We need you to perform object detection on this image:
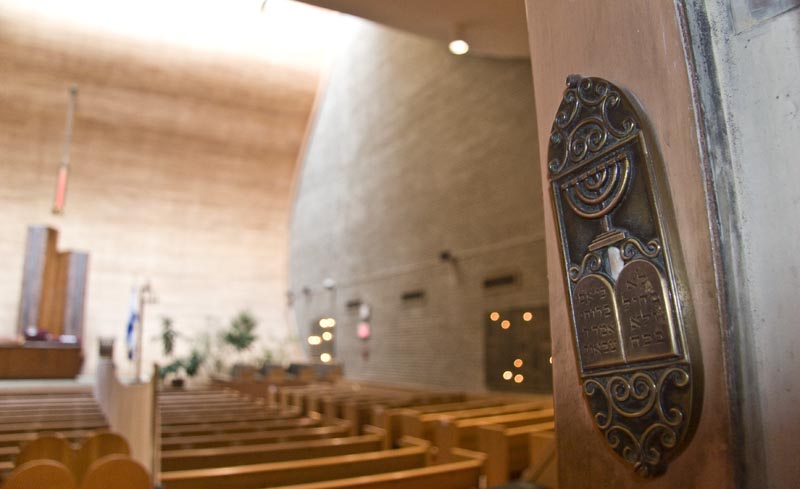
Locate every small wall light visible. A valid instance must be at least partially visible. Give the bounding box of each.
[448,39,469,55]
[448,24,469,55]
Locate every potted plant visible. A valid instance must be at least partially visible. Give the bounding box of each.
[159,359,185,388]
[183,348,205,379]
[223,311,258,377]
[154,317,185,388]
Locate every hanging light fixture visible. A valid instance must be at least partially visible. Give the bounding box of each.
[52,85,79,215]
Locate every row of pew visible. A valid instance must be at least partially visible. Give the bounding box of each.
[157,380,558,488]
[0,391,109,476]
[0,390,150,488]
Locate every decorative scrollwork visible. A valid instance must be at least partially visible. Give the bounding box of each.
[602,92,636,138]
[548,76,639,177]
[582,365,691,477]
[568,252,602,282]
[620,237,662,260]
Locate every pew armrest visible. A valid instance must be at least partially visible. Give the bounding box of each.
[361,425,389,450]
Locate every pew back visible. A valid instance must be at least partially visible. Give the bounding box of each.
[160,443,430,489]
[3,459,76,489]
[477,421,555,485]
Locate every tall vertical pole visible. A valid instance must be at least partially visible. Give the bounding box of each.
[135,282,151,382]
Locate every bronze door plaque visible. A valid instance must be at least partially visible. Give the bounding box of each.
[547,75,700,477]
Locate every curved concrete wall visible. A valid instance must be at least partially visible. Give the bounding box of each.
[289,21,545,391]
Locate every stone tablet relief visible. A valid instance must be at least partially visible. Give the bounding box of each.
[573,274,624,369]
[616,259,679,362]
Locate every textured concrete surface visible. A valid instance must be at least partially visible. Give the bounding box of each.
[289,21,546,391]
[699,2,800,487]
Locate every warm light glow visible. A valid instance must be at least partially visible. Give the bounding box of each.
[448,39,469,55]
[320,353,332,363]
[513,358,523,368]
[502,370,513,380]
[523,312,533,321]
[319,318,336,328]
[549,356,553,365]
[501,320,511,329]
[307,335,321,346]
[322,331,333,341]
[514,374,524,384]
[489,312,500,321]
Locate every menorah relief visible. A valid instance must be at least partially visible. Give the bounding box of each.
[547,75,700,477]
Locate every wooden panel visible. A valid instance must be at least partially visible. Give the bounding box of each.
[0,344,82,379]
[525,1,736,487]
[63,252,88,338]
[16,227,56,334]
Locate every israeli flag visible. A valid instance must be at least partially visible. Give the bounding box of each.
[126,289,138,360]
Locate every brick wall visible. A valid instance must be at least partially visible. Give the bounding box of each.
[289,22,547,391]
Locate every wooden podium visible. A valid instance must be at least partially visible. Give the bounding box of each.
[9,226,88,379]
[0,342,83,379]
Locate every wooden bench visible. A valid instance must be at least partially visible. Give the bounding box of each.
[0,428,100,448]
[397,401,550,442]
[161,423,353,451]
[3,459,76,489]
[160,438,431,489]
[1,431,134,487]
[161,427,388,471]
[213,378,309,406]
[268,447,486,489]
[328,392,469,435]
[372,398,505,445]
[160,416,320,438]
[161,410,300,427]
[522,431,557,488]
[433,408,555,461]
[0,418,109,435]
[0,411,105,425]
[82,454,150,489]
[477,421,555,485]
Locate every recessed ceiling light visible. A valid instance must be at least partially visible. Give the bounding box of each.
[448,39,469,55]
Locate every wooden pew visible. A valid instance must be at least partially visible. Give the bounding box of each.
[0,445,19,462]
[1,431,136,487]
[397,401,550,442]
[82,454,150,489]
[160,399,288,412]
[14,434,75,472]
[0,428,100,448]
[522,431,558,489]
[160,439,430,489]
[161,410,300,427]
[75,432,130,484]
[3,459,76,489]
[160,416,320,438]
[161,423,353,451]
[328,392,468,435]
[0,411,105,425]
[433,408,555,461]
[268,447,486,489]
[161,427,387,471]
[477,421,555,485]
[0,418,108,434]
[213,377,309,406]
[372,398,504,445]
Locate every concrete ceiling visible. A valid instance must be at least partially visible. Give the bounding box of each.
[294,0,531,59]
